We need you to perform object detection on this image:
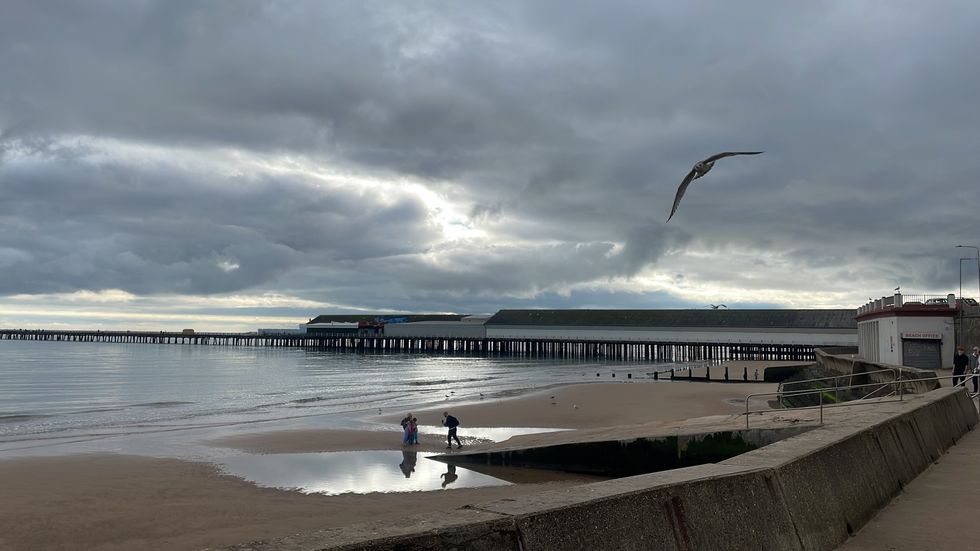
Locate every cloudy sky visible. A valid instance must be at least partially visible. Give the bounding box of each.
[2,1,979,331]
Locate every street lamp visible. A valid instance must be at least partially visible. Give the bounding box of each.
[955,245,980,300]
[961,258,973,299]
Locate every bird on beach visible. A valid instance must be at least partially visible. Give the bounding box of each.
[708,304,727,309]
[667,151,764,222]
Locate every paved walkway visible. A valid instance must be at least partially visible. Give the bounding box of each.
[839,424,980,551]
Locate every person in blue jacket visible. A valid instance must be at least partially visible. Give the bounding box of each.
[442,411,462,449]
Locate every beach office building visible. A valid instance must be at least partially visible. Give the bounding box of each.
[856,293,957,369]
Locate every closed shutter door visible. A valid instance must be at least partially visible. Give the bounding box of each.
[901,339,942,369]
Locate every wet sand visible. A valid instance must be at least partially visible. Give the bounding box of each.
[0,453,590,551]
[0,367,780,550]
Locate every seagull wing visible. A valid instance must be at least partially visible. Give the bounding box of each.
[703,151,764,163]
[667,167,698,222]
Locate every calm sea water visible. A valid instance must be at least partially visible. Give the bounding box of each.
[0,339,675,460]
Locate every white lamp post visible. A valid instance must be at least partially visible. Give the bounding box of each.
[961,258,973,299]
[955,245,980,301]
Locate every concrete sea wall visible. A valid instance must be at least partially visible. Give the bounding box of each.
[221,387,977,551]
[442,426,815,478]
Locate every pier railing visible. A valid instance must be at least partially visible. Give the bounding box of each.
[0,328,819,362]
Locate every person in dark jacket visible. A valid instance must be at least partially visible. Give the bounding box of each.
[442,411,462,449]
[953,347,970,387]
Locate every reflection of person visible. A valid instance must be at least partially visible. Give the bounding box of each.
[442,411,462,449]
[440,464,458,488]
[953,347,969,387]
[399,450,417,478]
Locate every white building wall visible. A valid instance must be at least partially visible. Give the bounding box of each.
[858,319,888,365]
[485,325,856,346]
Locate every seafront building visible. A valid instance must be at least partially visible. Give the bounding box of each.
[856,292,980,369]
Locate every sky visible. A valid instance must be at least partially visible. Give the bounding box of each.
[2,1,980,331]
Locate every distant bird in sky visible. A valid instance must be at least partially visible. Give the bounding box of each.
[708,304,727,309]
[667,151,764,222]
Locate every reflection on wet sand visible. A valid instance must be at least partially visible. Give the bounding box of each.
[399,450,417,478]
[440,464,458,488]
[219,449,602,495]
[220,450,510,495]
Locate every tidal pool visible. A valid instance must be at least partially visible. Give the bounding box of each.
[219,450,509,495]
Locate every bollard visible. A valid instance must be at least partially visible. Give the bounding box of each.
[627,373,632,379]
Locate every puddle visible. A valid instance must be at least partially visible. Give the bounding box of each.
[219,450,511,495]
[414,425,567,443]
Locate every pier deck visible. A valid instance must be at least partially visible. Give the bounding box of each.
[0,329,818,362]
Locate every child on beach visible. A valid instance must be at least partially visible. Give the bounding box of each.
[409,417,419,445]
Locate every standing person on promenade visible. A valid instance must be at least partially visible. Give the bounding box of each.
[442,411,462,449]
[971,347,980,393]
[953,347,969,388]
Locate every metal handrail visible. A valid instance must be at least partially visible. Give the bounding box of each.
[859,382,894,400]
[777,367,901,393]
[744,373,976,429]
[777,367,902,408]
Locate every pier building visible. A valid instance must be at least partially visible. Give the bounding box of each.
[483,309,856,347]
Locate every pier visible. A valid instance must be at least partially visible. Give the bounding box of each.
[0,329,816,362]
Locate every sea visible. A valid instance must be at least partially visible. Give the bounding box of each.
[0,339,687,493]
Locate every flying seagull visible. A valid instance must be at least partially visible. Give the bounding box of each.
[708,304,727,309]
[667,151,764,222]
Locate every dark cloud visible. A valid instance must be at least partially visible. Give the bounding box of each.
[3,0,980,325]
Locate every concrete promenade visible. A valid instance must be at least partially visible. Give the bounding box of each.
[839,424,980,551]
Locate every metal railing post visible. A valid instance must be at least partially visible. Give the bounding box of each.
[898,368,904,401]
[819,391,824,425]
[746,397,750,429]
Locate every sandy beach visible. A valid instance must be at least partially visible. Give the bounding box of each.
[0,366,779,550]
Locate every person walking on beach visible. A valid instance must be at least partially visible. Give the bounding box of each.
[442,411,462,449]
[953,347,969,388]
[400,412,413,445]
